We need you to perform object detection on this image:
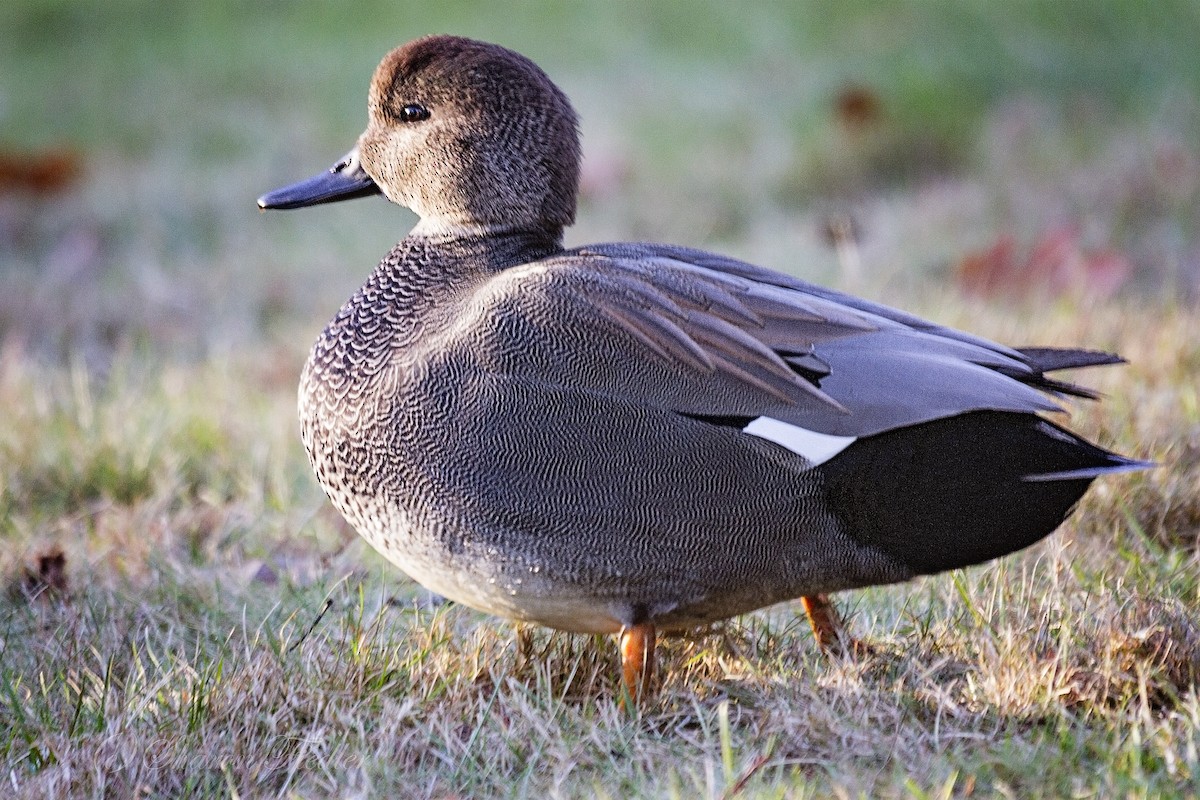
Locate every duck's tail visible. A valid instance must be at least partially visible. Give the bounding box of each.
[820,410,1150,576]
[1007,346,1125,399]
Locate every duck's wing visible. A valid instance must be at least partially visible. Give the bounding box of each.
[595,243,1127,394]
[459,244,1104,439]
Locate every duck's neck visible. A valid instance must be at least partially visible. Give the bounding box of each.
[342,225,564,346]
[394,224,565,277]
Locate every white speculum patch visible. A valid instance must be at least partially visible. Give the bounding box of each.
[742,417,857,466]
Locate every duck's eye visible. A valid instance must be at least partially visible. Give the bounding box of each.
[398,103,431,123]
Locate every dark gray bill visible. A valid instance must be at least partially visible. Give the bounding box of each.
[257,149,381,210]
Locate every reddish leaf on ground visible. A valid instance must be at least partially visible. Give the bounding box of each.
[955,226,1132,300]
[0,147,83,194]
[834,84,883,130]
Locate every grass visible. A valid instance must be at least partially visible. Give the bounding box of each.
[1,1,1198,797]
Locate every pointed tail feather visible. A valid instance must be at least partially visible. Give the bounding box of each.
[1002,347,1127,399]
[1016,347,1125,372]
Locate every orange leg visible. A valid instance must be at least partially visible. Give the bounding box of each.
[619,622,657,707]
[801,594,853,656]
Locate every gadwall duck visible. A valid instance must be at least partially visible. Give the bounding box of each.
[259,35,1147,702]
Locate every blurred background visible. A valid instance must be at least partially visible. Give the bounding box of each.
[2,0,1198,372]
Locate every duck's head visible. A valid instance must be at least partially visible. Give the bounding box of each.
[258,35,581,238]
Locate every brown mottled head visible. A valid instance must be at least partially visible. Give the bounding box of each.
[357,35,581,236]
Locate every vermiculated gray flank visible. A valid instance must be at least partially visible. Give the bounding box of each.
[260,35,1147,638]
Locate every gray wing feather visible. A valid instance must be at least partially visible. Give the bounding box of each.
[593,301,714,372]
[587,243,1030,362]
[786,338,1063,435]
[460,244,1087,438]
